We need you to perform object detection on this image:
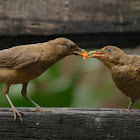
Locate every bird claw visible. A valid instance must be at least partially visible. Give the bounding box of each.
[121,109,135,112]
[31,107,53,113]
[9,108,24,122]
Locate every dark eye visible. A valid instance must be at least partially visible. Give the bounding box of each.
[106,48,111,52]
[70,45,76,50]
[67,42,76,50]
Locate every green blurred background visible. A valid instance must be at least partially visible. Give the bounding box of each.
[0,48,139,109]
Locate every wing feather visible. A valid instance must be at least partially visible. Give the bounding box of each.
[0,45,41,69]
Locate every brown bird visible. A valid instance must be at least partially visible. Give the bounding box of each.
[89,46,140,111]
[0,37,87,122]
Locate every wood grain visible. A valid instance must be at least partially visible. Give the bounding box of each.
[0,0,139,35]
[0,108,140,139]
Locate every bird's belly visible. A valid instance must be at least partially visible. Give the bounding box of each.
[0,68,45,84]
[112,71,140,100]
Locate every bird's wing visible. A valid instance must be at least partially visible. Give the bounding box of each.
[12,52,40,69]
[0,46,41,69]
[131,55,140,75]
[137,68,140,74]
[135,63,140,75]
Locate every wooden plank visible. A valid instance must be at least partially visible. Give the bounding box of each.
[0,108,140,139]
[0,0,139,35]
[118,0,140,32]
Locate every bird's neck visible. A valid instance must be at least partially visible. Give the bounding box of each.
[101,54,129,70]
[41,43,69,69]
[119,54,131,65]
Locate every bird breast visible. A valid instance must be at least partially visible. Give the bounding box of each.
[111,65,140,99]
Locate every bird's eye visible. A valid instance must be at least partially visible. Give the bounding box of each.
[70,45,76,50]
[66,42,75,50]
[106,48,111,52]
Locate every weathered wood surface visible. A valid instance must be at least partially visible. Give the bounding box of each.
[0,0,140,35]
[0,108,140,140]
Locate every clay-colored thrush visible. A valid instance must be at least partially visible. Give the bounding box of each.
[89,46,140,111]
[0,37,87,122]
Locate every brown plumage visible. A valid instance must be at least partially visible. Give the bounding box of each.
[0,37,87,122]
[89,46,140,110]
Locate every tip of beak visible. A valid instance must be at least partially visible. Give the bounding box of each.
[88,51,97,57]
[88,51,105,58]
[81,49,87,53]
[88,51,96,55]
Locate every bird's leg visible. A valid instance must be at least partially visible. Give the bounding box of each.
[127,98,135,110]
[21,82,53,113]
[122,98,135,112]
[3,84,24,122]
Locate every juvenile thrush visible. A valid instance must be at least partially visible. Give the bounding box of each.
[89,46,140,111]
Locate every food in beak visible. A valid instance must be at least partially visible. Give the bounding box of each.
[79,51,89,60]
[73,49,88,60]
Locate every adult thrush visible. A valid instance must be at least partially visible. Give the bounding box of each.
[0,37,87,122]
[89,46,140,111]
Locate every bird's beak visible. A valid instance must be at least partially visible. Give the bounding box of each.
[88,51,105,58]
[73,49,88,60]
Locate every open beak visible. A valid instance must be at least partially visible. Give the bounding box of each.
[88,51,105,58]
[73,49,88,60]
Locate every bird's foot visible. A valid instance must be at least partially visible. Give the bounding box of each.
[9,108,24,122]
[121,109,135,112]
[31,107,53,113]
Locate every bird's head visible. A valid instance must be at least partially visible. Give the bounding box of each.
[89,46,127,68]
[50,38,88,59]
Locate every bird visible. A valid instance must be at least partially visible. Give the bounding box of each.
[89,46,140,111]
[0,37,88,122]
